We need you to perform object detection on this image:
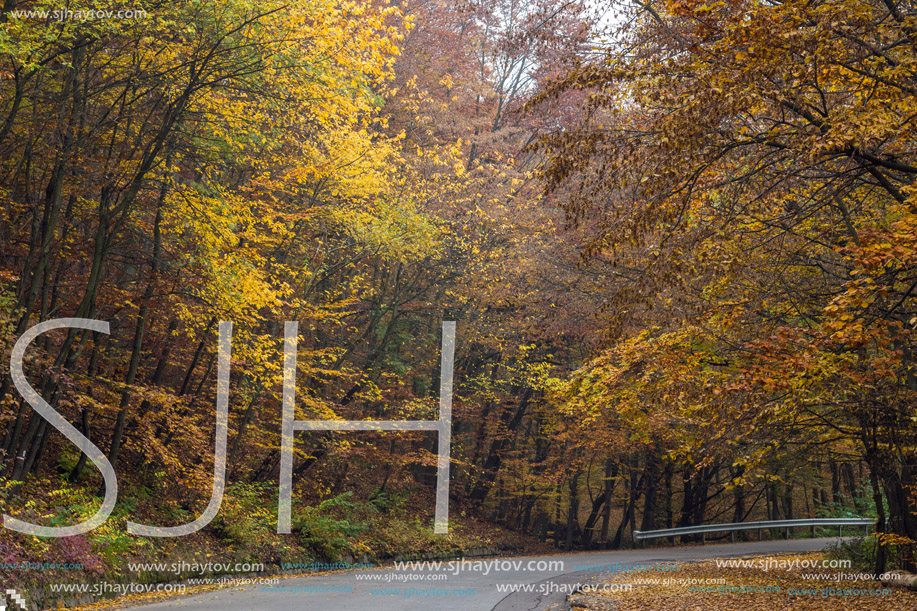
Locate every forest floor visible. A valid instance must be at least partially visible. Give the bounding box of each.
[4,477,554,610]
[584,553,917,610]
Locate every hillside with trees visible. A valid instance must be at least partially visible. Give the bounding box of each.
[0,0,915,600]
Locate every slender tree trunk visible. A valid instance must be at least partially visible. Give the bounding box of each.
[831,460,842,506]
[731,465,746,540]
[468,388,534,502]
[871,467,888,574]
[843,463,863,512]
[599,459,617,546]
[1,399,27,469]
[613,456,640,548]
[640,450,659,532]
[70,330,104,480]
[109,186,165,466]
[565,472,579,551]
[664,462,673,530]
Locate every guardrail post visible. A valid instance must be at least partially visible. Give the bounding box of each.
[701,532,705,545]
[838,525,843,537]
[730,531,735,543]
[757,528,762,541]
[784,527,789,540]
[810,525,816,538]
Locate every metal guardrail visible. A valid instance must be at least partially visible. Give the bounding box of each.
[633,517,874,544]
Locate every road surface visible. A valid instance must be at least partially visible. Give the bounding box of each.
[124,538,840,611]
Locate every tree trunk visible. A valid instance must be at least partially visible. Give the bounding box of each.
[468,388,534,502]
[871,467,888,575]
[640,450,660,532]
[109,181,166,467]
[599,459,617,546]
[565,473,579,551]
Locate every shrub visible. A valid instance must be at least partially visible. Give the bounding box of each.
[292,493,369,561]
[211,481,275,551]
[825,536,877,573]
[825,534,910,574]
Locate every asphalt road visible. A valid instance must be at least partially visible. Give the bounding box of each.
[125,538,841,611]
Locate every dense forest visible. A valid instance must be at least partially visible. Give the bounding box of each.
[1,0,916,591]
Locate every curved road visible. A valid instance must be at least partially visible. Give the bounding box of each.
[126,538,840,611]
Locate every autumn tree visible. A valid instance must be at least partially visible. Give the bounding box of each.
[537,0,917,566]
